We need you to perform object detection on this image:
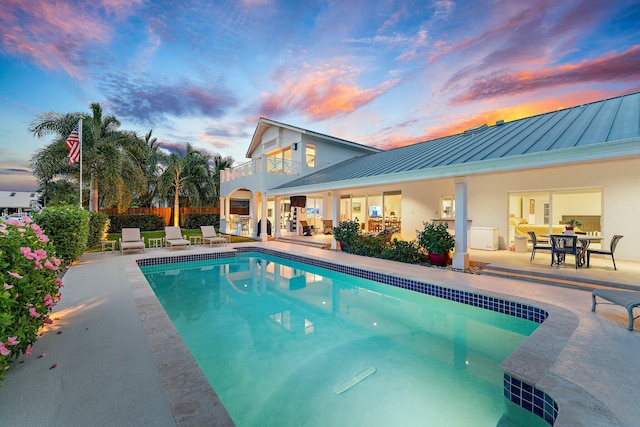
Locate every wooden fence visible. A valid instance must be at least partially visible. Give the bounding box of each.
[100,207,220,226]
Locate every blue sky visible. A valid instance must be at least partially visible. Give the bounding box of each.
[1,0,640,191]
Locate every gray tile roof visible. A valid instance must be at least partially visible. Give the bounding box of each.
[271,91,640,194]
[0,191,40,209]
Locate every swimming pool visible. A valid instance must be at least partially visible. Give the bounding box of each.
[139,250,551,426]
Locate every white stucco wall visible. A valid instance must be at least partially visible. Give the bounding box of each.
[385,157,639,260]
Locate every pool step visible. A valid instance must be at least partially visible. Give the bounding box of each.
[482,266,640,292]
[275,237,329,249]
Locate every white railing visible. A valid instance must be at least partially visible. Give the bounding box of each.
[266,157,301,175]
[221,158,301,183]
[221,160,253,183]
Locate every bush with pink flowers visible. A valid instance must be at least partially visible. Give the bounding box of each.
[0,216,63,382]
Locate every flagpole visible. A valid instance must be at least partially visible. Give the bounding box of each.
[79,118,83,209]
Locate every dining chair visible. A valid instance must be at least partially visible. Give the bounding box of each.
[527,231,551,262]
[550,235,581,269]
[587,235,623,270]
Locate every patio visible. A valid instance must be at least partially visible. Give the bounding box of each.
[0,240,638,426]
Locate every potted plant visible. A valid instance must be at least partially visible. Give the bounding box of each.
[332,220,361,252]
[417,221,456,266]
[564,219,582,234]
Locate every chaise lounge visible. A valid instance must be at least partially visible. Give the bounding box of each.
[201,225,229,246]
[591,288,640,330]
[300,220,314,236]
[119,228,146,254]
[164,226,191,250]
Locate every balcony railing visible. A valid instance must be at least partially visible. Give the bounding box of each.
[222,157,301,183]
[267,157,298,175]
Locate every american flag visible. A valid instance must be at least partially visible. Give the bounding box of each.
[65,123,80,165]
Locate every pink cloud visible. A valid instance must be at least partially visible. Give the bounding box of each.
[0,0,139,78]
[259,65,400,120]
[451,45,640,104]
[431,0,608,80]
[100,0,144,15]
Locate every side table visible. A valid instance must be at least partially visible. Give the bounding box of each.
[189,235,203,247]
[148,237,164,249]
[100,240,116,254]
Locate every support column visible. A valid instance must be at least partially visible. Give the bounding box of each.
[219,196,227,233]
[331,191,341,250]
[453,177,469,270]
[260,193,268,242]
[251,192,259,237]
[274,196,281,239]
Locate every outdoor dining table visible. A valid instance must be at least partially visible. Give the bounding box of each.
[542,234,604,268]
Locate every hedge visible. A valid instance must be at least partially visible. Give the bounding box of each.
[107,214,165,233]
[183,213,219,230]
[32,205,90,267]
[87,212,110,248]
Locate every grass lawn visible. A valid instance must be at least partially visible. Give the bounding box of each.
[86,229,254,253]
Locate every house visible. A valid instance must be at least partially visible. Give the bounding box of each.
[220,118,380,236]
[221,92,640,268]
[0,191,41,218]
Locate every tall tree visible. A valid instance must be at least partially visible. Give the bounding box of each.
[211,154,234,207]
[157,144,212,226]
[30,103,146,212]
[135,130,166,207]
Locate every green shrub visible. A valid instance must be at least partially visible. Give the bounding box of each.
[1,216,63,381]
[381,239,426,264]
[349,234,388,257]
[87,212,110,247]
[32,206,90,267]
[184,213,219,230]
[333,220,361,252]
[108,214,165,233]
[416,221,455,255]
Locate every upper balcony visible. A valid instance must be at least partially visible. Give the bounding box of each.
[221,156,302,184]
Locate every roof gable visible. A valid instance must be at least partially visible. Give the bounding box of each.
[245,117,380,158]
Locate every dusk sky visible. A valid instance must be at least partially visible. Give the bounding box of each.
[1,0,640,191]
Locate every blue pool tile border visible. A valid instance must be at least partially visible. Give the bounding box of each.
[136,251,237,266]
[135,246,556,426]
[504,374,558,425]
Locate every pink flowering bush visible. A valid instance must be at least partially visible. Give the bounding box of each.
[0,216,63,381]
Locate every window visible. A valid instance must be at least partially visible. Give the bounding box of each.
[440,195,454,218]
[306,143,316,168]
[267,147,293,174]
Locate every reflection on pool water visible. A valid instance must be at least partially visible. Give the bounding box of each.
[141,253,542,427]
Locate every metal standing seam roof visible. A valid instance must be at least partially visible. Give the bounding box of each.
[270,91,640,194]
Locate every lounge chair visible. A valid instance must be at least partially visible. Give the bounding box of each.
[164,226,191,250]
[300,220,314,236]
[591,288,640,330]
[201,226,228,246]
[119,228,146,254]
[587,235,623,270]
[322,220,333,234]
[527,231,551,262]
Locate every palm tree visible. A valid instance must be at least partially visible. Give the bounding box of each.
[30,103,146,212]
[158,143,212,226]
[135,130,166,207]
[211,154,234,207]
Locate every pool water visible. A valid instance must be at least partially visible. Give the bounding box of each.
[141,253,540,426]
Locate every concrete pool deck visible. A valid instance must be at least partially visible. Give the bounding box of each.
[1,241,638,426]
